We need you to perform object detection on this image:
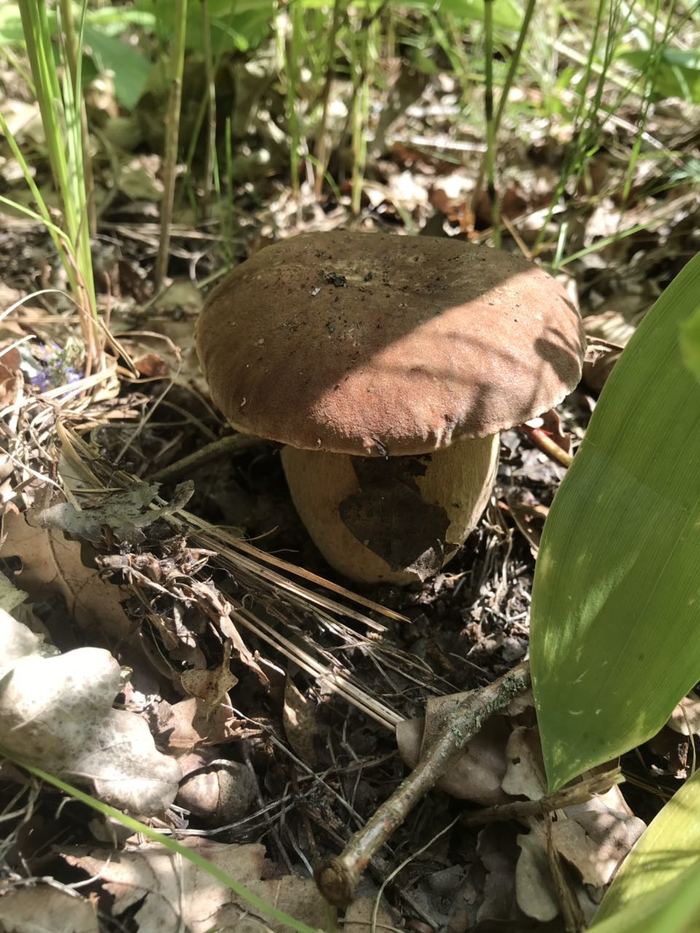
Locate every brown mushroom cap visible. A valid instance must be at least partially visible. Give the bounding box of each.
[196,231,585,456]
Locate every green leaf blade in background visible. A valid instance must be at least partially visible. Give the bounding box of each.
[590,769,700,932]
[83,26,151,109]
[530,254,700,791]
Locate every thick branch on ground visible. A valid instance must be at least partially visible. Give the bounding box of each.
[315,660,531,907]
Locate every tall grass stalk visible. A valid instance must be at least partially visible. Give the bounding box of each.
[620,0,678,206]
[473,0,536,206]
[17,0,100,369]
[350,9,374,215]
[482,0,499,245]
[313,0,344,198]
[155,0,188,289]
[285,1,303,199]
[201,0,217,215]
[58,0,96,237]
[535,0,632,263]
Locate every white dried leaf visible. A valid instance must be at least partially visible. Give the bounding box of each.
[501,726,547,800]
[0,885,98,933]
[667,694,700,736]
[0,608,54,676]
[0,615,180,815]
[67,840,331,933]
[515,830,559,922]
[0,570,25,613]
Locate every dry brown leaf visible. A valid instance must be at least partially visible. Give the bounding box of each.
[32,483,193,545]
[66,839,334,933]
[157,696,243,753]
[180,638,238,714]
[476,823,521,924]
[550,786,646,887]
[2,508,134,643]
[0,885,99,933]
[0,344,22,408]
[667,694,700,736]
[176,758,257,824]
[283,676,321,766]
[501,726,547,800]
[340,896,397,931]
[515,828,559,922]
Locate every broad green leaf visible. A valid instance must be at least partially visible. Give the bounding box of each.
[681,306,700,383]
[621,49,700,103]
[392,0,523,31]
[530,253,700,790]
[83,26,151,109]
[0,6,155,46]
[591,770,700,932]
[143,0,274,52]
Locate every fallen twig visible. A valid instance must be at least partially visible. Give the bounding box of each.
[315,660,531,906]
[519,424,574,468]
[149,433,265,482]
[461,767,623,826]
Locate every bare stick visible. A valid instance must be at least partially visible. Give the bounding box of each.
[149,434,265,483]
[519,424,574,468]
[315,661,531,906]
[461,768,623,826]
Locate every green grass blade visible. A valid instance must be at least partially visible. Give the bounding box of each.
[3,754,326,933]
[590,769,700,932]
[530,253,700,790]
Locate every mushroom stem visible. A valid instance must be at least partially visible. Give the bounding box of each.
[281,434,499,585]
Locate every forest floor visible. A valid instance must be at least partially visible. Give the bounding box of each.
[0,53,699,932]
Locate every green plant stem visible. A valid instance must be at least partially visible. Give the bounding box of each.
[155,0,188,289]
[18,0,99,369]
[201,0,217,215]
[350,9,372,215]
[313,0,344,198]
[535,0,635,264]
[473,0,536,205]
[285,0,303,199]
[482,0,499,245]
[620,0,666,206]
[58,0,96,237]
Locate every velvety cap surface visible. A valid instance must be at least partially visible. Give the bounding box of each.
[196,231,585,456]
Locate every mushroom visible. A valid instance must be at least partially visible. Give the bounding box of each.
[196,231,584,585]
